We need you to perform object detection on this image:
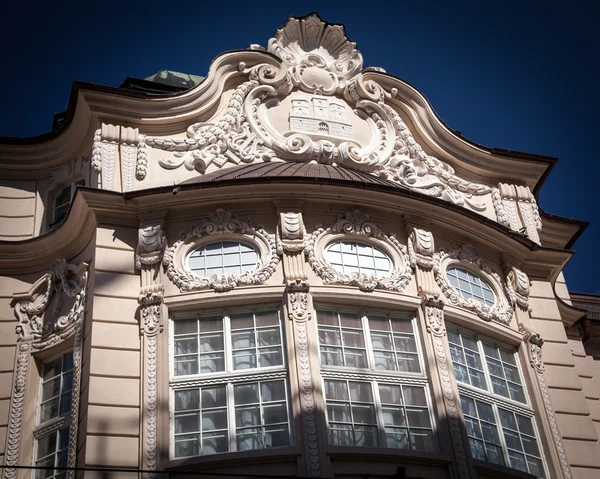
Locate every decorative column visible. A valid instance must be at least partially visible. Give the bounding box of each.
[7,260,88,479]
[507,267,572,479]
[91,124,120,191]
[120,127,140,193]
[492,184,541,244]
[135,219,166,478]
[278,212,326,478]
[408,228,474,478]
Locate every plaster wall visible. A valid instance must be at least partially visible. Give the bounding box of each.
[0,180,36,241]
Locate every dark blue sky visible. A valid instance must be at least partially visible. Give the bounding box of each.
[1,1,597,293]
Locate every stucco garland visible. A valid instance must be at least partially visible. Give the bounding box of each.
[433,244,513,324]
[305,210,411,292]
[163,209,280,292]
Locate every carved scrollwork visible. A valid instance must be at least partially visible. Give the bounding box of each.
[433,245,513,324]
[408,227,435,269]
[15,260,89,348]
[506,266,532,312]
[163,209,280,292]
[305,210,411,292]
[136,222,166,270]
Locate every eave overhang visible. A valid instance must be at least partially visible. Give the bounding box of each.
[0,177,574,280]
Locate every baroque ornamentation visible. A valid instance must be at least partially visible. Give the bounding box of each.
[15,260,88,348]
[284,279,320,476]
[121,144,136,192]
[506,266,532,312]
[493,183,542,244]
[140,14,503,221]
[138,292,162,477]
[3,343,30,479]
[408,227,435,269]
[136,222,166,270]
[277,212,306,254]
[420,297,472,478]
[433,244,513,324]
[518,324,571,479]
[305,210,411,292]
[6,262,89,479]
[163,209,280,292]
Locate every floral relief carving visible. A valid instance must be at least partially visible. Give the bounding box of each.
[163,209,280,293]
[518,324,571,479]
[433,244,513,324]
[6,261,89,479]
[305,210,411,292]
[135,14,520,225]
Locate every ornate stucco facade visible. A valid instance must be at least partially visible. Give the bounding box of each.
[0,14,597,479]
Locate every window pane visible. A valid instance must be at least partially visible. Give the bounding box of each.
[175,434,199,458]
[202,386,226,408]
[175,390,199,411]
[203,432,228,455]
[349,382,372,402]
[325,380,349,400]
[265,426,289,447]
[175,412,200,433]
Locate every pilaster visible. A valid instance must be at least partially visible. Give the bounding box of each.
[408,227,475,478]
[279,211,330,477]
[135,218,166,478]
[507,266,572,479]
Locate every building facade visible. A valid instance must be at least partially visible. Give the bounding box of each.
[0,13,598,479]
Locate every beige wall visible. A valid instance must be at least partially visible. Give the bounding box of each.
[86,225,141,471]
[0,180,36,241]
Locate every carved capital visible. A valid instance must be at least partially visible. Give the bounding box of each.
[136,221,166,270]
[286,280,311,322]
[518,323,544,372]
[421,294,445,337]
[506,266,531,312]
[139,292,163,336]
[408,227,435,269]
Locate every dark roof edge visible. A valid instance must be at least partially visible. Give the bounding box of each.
[538,209,589,250]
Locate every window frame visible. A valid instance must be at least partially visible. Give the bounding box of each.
[447,324,548,477]
[168,306,293,460]
[445,265,496,308]
[315,305,439,453]
[33,351,74,479]
[49,179,85,230]
[185,240,260,280]
[324,240,393,278]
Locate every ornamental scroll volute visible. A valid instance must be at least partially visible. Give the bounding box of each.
[7,259,89,479]
[143,14,514,220]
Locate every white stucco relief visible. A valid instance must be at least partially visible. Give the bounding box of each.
[7,260,89,479]
[89,14,542,243]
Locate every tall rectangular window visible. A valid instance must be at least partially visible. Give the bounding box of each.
[316,308,436,452]
[170,308,292,458]
[447,327,546,477]
[35,352,73,479]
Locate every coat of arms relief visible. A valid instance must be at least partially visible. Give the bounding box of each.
[92,14,541,242]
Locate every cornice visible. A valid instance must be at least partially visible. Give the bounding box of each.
[0,193,96,274]
[0,28,554,193]
[0,178,574,279]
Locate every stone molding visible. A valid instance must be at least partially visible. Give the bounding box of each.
[506,266,532,313]
[519,324,572,479]
[492,183,542,244]
[6,260,89,479]
[433,244,513,324]
[163,209,280,293]
[285,280,320,477]
[305,210,411,292]
[136,221,166,271]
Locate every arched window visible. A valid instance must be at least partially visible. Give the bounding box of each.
[446,266,495,307]
[188,241,259,278]
[325,241,392,277]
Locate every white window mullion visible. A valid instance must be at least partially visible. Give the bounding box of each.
[493,403,511,466]
[362,313,375,371]
[227,382,236,453]
[372,380,387,448]
[224,314,232,373]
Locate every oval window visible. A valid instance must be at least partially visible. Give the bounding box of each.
[325,241,392,277]
[446,266,495,307]
[188,241,259,277]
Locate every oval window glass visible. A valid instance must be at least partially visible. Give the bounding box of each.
[325,241,392,277]
[446,266,495,307]
[188,241,259,277]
